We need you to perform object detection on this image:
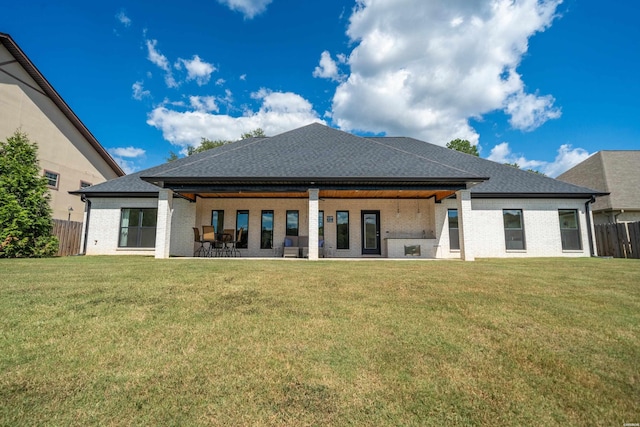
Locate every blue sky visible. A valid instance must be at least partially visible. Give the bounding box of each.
[2,0,639,176]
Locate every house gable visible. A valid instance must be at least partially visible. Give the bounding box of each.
[0,32,124,221]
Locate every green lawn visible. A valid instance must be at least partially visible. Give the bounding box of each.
[1,257,639,426]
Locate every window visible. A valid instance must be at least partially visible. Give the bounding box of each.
[80,181,92,188]
[318,210,324,238]
[261,210,274,249]
[559,209,582,250]
[503,209,525,250]
[211,210,224,234]
[448,209,460,250]
[337,211,349,249]
[236,210,249,249]
[44,170,59,189]
[119,208,157,248]
[286,210,299,236]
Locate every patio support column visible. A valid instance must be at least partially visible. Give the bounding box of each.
[456,189,475,261]
[308,188,319,260]
[155,189,173,259]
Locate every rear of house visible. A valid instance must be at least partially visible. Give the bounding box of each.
[75,124,602,260]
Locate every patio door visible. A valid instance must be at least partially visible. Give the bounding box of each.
[361,211,380,255]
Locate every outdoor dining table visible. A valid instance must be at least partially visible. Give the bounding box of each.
[221,233,239,257]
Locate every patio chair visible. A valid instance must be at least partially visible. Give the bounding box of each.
[192,227,208,257]
[202,225,220,257]
[283,235,299,257]
[283,235,309,258]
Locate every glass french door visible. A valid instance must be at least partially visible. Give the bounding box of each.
[361,211,380,255]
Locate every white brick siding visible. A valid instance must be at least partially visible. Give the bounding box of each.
[85,197,159,255]
[170,199,196,257]
[196,197,437,258]
[467,198,591,258]
[85,194,594,259]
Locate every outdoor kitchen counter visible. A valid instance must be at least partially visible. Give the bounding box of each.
[384,237,438,258]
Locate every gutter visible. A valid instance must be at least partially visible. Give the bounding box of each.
[585,196,596,257]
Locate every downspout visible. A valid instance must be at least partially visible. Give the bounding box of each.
[80,195,91,255]
[585,196,595,257]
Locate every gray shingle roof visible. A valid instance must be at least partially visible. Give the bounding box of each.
[77,123,602,198]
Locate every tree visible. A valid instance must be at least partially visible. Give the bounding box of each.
[0,131,58,257]
[446,138,479,156]
[166,137,229,162]
[504,162,546,176]
[166,129,266,162]
[240,128,266,139]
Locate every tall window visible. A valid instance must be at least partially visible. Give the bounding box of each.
[119,208,157,248]
[559,209,582,250]
[318,210,324,238]
[211,210,224,234]
[448,209,460,250]
[503,209,525,250]
[337,211,349,249]
[236,210,249,249]
[286,210,299,236]
[44,170,59,189]
[261,210,274,249]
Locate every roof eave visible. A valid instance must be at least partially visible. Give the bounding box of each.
[0,32,125,177]
[140,176,490,185]
[471,191,608,199]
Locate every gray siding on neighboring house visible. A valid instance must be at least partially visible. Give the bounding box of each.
[557,151,640,220]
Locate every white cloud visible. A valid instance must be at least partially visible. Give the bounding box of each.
[239,74,247,81]
[217,0,272,19]
[505,90,561,131]
[177,55,217,86]
[109,146,146,158]
[147,89,324,148]
[145,39,178,88]
[487,141,590,177]
[132,81,151,100]
[115,10,132,27]
[313,51,345,82]
[189,96,219,112]
[330,0,563,144]
[543,143,591,177]
[108,146,146,173]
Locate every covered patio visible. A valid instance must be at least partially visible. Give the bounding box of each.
[152,181,481,261]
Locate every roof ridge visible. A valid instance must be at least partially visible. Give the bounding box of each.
[363,136,483,177]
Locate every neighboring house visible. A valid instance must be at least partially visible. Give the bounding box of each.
[557,151,640,225]
[74,123,603,260]
[0,32,124,222]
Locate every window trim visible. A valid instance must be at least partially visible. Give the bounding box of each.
[286,210,299,237]
[336,210,350,250]
[559,209,582,251]
[118,208,158,248]
[318,210,324,239]
[261,210,274,249]
[211,210,225,234]
[236,210,249,249]
[44,170,60,190]
[503,209,526,251]
[448,209,460,251]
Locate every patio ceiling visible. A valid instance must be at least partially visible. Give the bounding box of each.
[175,188,457,202]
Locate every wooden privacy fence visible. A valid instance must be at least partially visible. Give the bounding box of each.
[594,221,640,259]
[52,219,83,257]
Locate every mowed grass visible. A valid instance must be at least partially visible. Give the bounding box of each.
[0,257,638,426]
